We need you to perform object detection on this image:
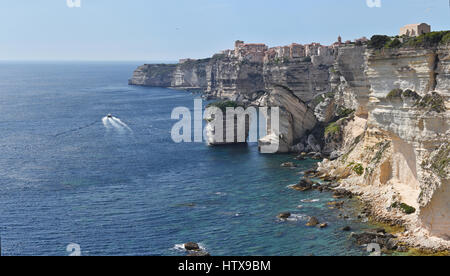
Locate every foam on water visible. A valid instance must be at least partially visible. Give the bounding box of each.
[173,243,207,252]
[301,199,320,203]
[102,116,133,133]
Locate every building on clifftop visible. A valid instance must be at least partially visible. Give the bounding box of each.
[399,23,431,37]
[234,40,268,63]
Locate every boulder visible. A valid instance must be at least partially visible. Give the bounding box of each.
[306,217,320,227]
[328,201,344,209]
[350,232,382,245]
[319,223,328,229]
[184,242,200,251]
[291,179,314,191]
[277,212,291,219]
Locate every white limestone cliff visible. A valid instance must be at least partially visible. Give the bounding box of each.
[317,45,450,250]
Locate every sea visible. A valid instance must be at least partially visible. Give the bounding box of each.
[0,62,374,256]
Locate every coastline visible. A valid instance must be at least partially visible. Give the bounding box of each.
[128,36,450,253]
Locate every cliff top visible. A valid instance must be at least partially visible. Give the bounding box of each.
[368,31,450,50]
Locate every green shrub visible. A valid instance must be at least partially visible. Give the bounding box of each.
[386,88,403,100]
[415,92,446,113]
[402,89,421,100]
[303,56,312,62]
[431,145,450,178]
[385,38,402,49]
[368,35,391,49]
[442,32,450,45]
[404,31,450,48]
[392,202,416,215]
[353,163,364,176]
[336,107,354,118]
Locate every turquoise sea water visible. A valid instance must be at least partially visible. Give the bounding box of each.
[0,62,372,256]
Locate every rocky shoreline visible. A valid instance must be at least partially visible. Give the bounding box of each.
[281,156,448,255]
[130,34,450,252]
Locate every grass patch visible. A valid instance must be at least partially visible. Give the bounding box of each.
[392,202,416,215]
[324,122,341,137]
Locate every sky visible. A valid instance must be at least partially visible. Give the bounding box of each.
[0,0,449,61]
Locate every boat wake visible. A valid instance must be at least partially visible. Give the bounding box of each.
[54,120,98,137]
[102,115,133,133]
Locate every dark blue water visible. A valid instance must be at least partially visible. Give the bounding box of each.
[0,62,371,256]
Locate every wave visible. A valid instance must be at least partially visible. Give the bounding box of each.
[277,213,309,222]
[301,199,320,203]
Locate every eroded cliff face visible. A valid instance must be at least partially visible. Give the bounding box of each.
[205,57,265,100]
[129,64,177,87]
[253,85,317,153]
[263,60,331,102]
[129,53,333,104]
[129,44,449,248]
[317,45,450,249]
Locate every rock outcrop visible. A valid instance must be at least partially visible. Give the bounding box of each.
[253,85,317,153]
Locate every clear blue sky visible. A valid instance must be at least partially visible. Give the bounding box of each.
[1,0,449,61]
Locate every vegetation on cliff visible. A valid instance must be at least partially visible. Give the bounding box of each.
[386,89,445,113]
[391,202,416,215]
[324,122,340,137]
[368,31,450,50]
[352,163,365,176]
[415,92,446,113]
[430,144,450,179]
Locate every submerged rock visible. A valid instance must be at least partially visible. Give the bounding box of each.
[342,226,352,232]
[281,162,296,168]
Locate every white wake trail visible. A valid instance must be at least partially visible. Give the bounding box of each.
[102,116,132,133]
[111,117,133,132]
[102,117,112,129]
